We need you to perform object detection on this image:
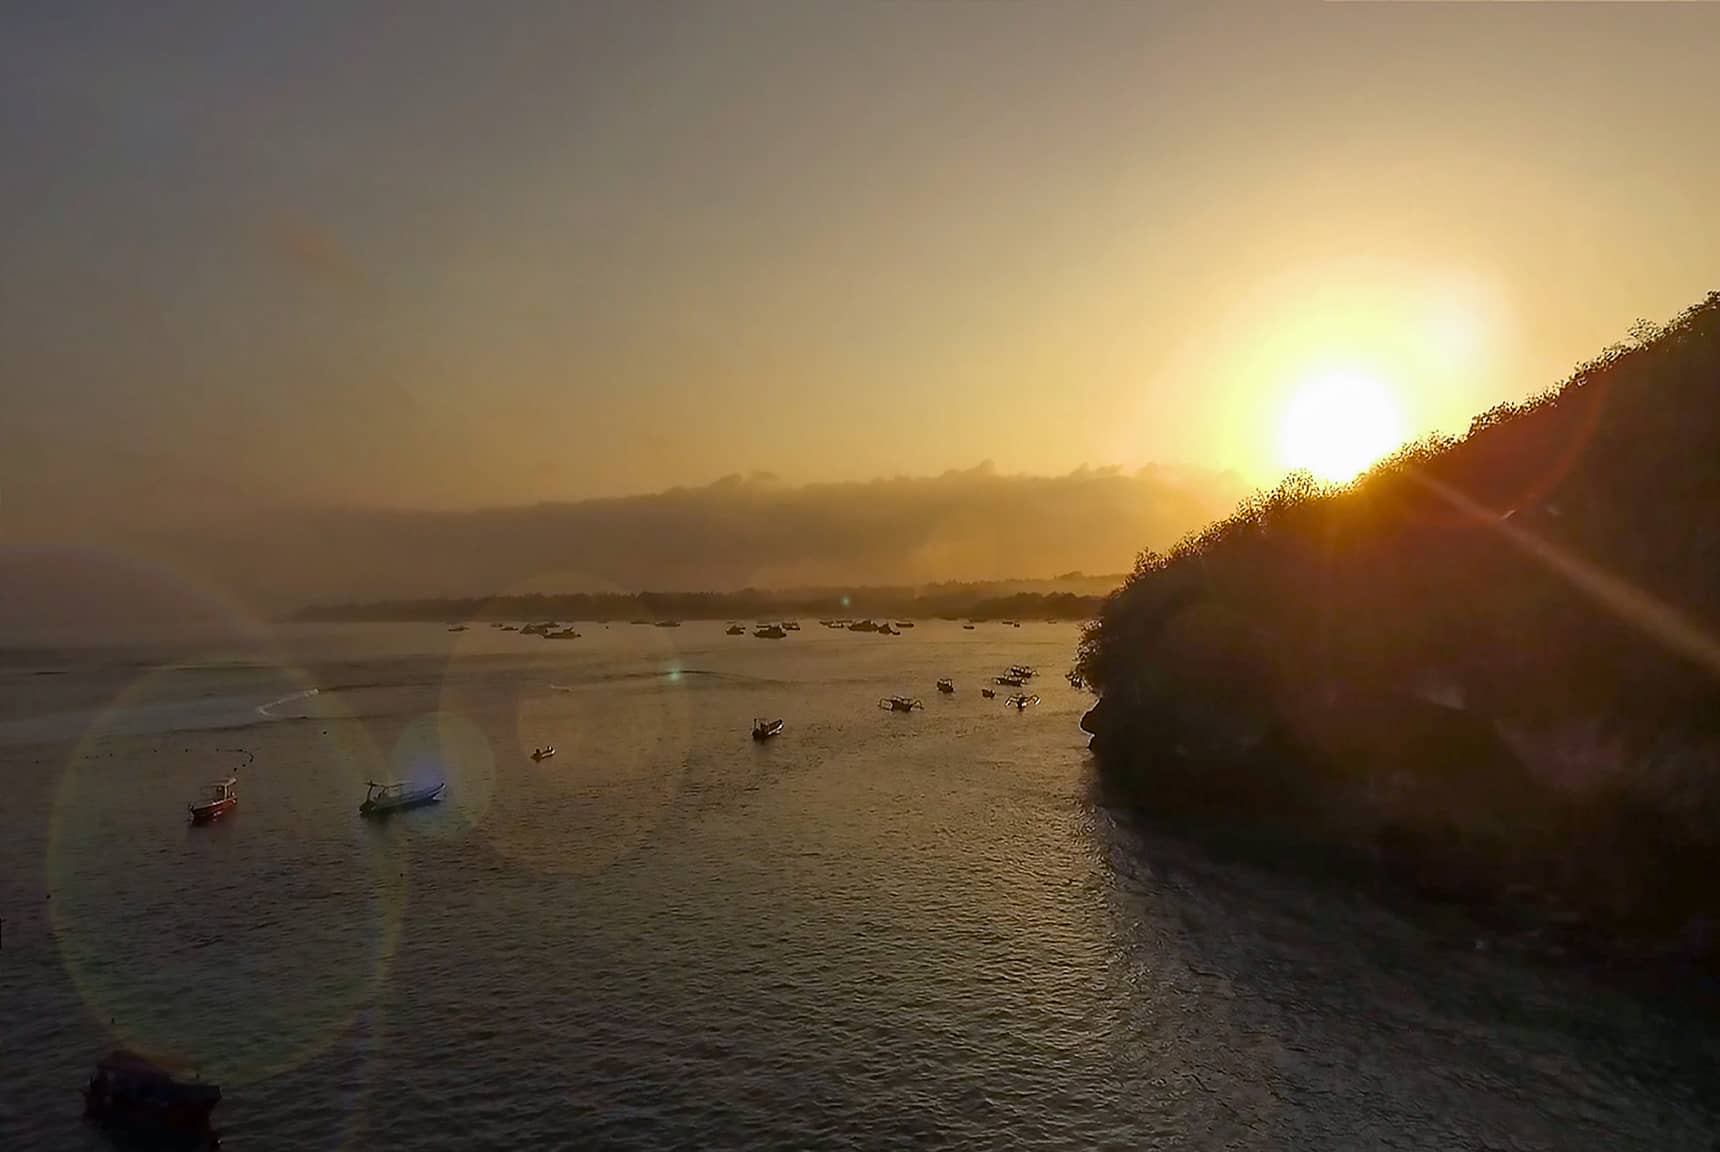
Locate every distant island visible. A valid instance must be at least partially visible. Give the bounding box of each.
[295,576,1120,625]
[1078,292,1720,968]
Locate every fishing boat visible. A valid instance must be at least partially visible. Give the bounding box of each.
[848,619,880,633]
[995,674,1026,687]
[752,717,784,741]
[1005,693,1040,711]
[878,695,923,712]
[754,624,788,639]
[782,621,801,631]
[84,1049,221,1148]
[531,746,556,761]
[544,628,580,639]
[981,688,996,699]
[359,779,446,818]
[962,623,976,630]
[187,777,237,825]
[936,678,955,694]
[726,624,746,635]
[1009,665,1037,679]
[895,620,915,629]
[447,624,467,632]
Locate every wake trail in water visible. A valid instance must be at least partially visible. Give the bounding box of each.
[257,687,319,718]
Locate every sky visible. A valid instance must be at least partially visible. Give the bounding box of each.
[3,1,1718,564]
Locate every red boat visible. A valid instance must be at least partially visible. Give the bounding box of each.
[85,1049,221,1147]
[188,777,237,825]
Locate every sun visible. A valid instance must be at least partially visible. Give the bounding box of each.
[1280,372,1404,482]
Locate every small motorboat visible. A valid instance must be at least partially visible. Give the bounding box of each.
[878,695,923,712]
[981,688,996,699]
[531,746,556,761]
[726,624,746,635]
[894,621,915,629]
[754,624,788,639]
[85,1049,221,1148]
[782,621,801,631]
[359,779,446,818]
[752,717,784,741]
[629,619,653,625]
[544,628,580,639]
[187,777,238,826]
[1005,693,1040,711]
[995,674,1026,687]
[936,678,955,694]
[962,623,976,630]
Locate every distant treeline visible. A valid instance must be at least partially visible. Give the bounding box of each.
[1079,292,1720,964]
[296,583,1111,624]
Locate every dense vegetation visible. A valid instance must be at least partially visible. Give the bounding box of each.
[298,582,1109,624]
[1078,293,1720,958]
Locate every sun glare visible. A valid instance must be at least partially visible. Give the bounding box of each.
[1280,372,1404,482]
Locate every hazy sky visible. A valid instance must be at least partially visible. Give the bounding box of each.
[4,0,1717,521]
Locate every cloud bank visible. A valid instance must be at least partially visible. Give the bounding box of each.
[2,463,1245,639]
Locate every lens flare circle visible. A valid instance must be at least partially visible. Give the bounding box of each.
[47,653,405,1087]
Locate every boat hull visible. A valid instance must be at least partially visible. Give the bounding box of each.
[188,797,236,825]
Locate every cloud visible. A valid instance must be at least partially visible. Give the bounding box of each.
[1,465,1245,637]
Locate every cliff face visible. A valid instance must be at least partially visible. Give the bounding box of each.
[1077,293,1720,950]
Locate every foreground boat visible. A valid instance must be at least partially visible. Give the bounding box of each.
[752,717,784,741]
[878,695,923,712]
[359,779,446,817]
[187,777,237,826]
[85,1049,221,1149]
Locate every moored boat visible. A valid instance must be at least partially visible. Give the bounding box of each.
[726,623,746,635]
[981,688,996,698]
[1008,664,1037,680]
[544,628,580,639]
[754,624,788,639]
[187,777,237,825]
[877,622,899,635]
[531,746,556,761]
[85,1049,221,1148]
[848,619,880,632]
[1005,693,1040,711]
[359,779,446,817]
[752,717,784,740]
[878,695,923,712]
[995,674,1026,687]
[936,678,955,694]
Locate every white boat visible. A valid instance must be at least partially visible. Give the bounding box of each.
[359,779,446,817]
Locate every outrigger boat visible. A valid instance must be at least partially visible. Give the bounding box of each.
[936,678,955,694]
[188,778,238,826]
[531,746,556,761]
[85,1049,221,1148]
[752,717,784,741]
[359,779,446,818]
[878,695,923,712]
